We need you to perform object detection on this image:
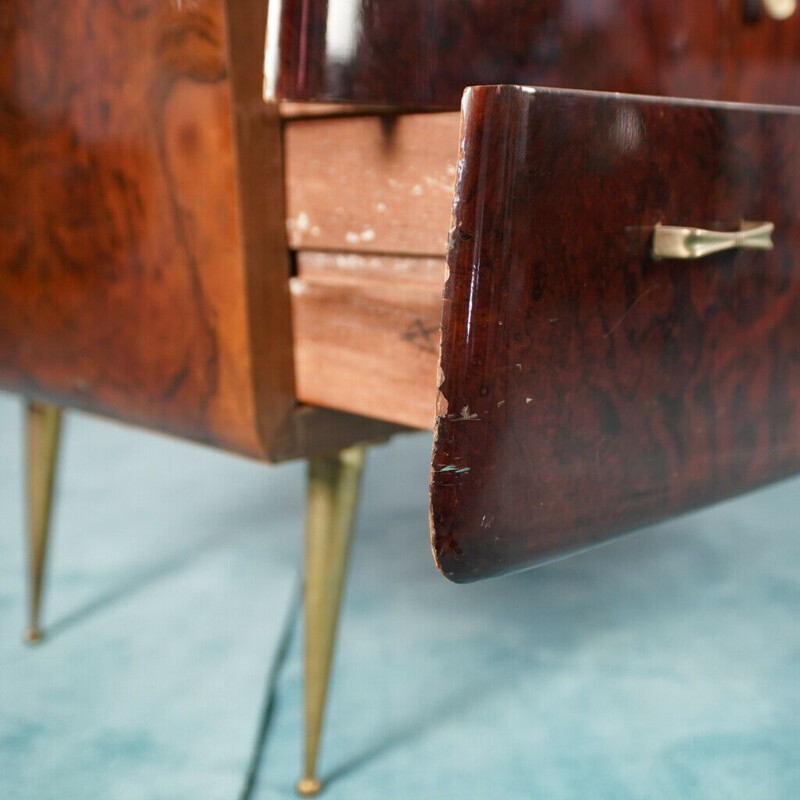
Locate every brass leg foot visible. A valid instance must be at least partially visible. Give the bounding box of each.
[296,445,366,796]
[296,777,322,797]
[24,401,62,645]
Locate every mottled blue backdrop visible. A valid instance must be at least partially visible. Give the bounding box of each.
[1,392,798,800]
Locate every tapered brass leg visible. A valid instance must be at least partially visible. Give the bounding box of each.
[296,445,367,797]
[24,401,62,645]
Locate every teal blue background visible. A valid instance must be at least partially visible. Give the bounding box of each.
[1,392,798,799]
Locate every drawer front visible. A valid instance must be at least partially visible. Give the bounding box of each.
[431,86,800,582]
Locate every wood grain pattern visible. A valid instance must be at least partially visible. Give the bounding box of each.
[291,252,442,429]
[284,113,459,256]
[0,0,288,455]
[0,0,402,459]
[272,0,727,108]
[432,86,800,582]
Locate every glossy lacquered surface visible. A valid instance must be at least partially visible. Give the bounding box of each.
[272,0,800,108]
[431,86,800,582]
[0,0,296,455]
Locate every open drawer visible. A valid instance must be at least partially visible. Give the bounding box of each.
[432,86,800,581]
[285,86,800,582]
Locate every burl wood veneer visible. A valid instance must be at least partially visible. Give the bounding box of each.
[431,86,800,581]
[0,0,399,459]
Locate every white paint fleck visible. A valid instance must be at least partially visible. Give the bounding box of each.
[376,202,386,212]
[460,405,479,421]
[345,229,376,244]
[411,184,424,197]
[525,397,533,404]
[295,211,310,232]
[424,175,454,193]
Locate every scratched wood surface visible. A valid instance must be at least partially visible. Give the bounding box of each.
[291,252,442,429]
[432,86,800,582]
[0,0,402,458]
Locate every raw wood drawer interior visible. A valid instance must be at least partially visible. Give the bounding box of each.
[283,112,462,430]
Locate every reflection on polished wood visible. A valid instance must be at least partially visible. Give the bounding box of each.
[24,402,62,644]
[273,0,800,109]
[0,0,289,455]
[273,0,727,108]
[299,446,367,796]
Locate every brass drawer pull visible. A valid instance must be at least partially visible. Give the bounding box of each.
[763,0,797,20]
[652,221,774,260]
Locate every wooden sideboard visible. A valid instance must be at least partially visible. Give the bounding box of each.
[271,2,800,581]
[0,0,400,460]
[2,0,799,793]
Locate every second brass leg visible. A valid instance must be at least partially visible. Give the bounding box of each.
[24,401,62,644]
[297,445,366,796]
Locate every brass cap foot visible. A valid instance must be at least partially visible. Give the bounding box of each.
[296,777,322,796]
[23,627,43,645]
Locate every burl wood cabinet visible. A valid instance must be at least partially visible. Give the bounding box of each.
[0,0,396,458]
[2,0,799,794]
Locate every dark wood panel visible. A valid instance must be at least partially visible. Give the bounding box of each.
[284,113,459,256]
[431,86,800,582]
[272,0,726,108]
